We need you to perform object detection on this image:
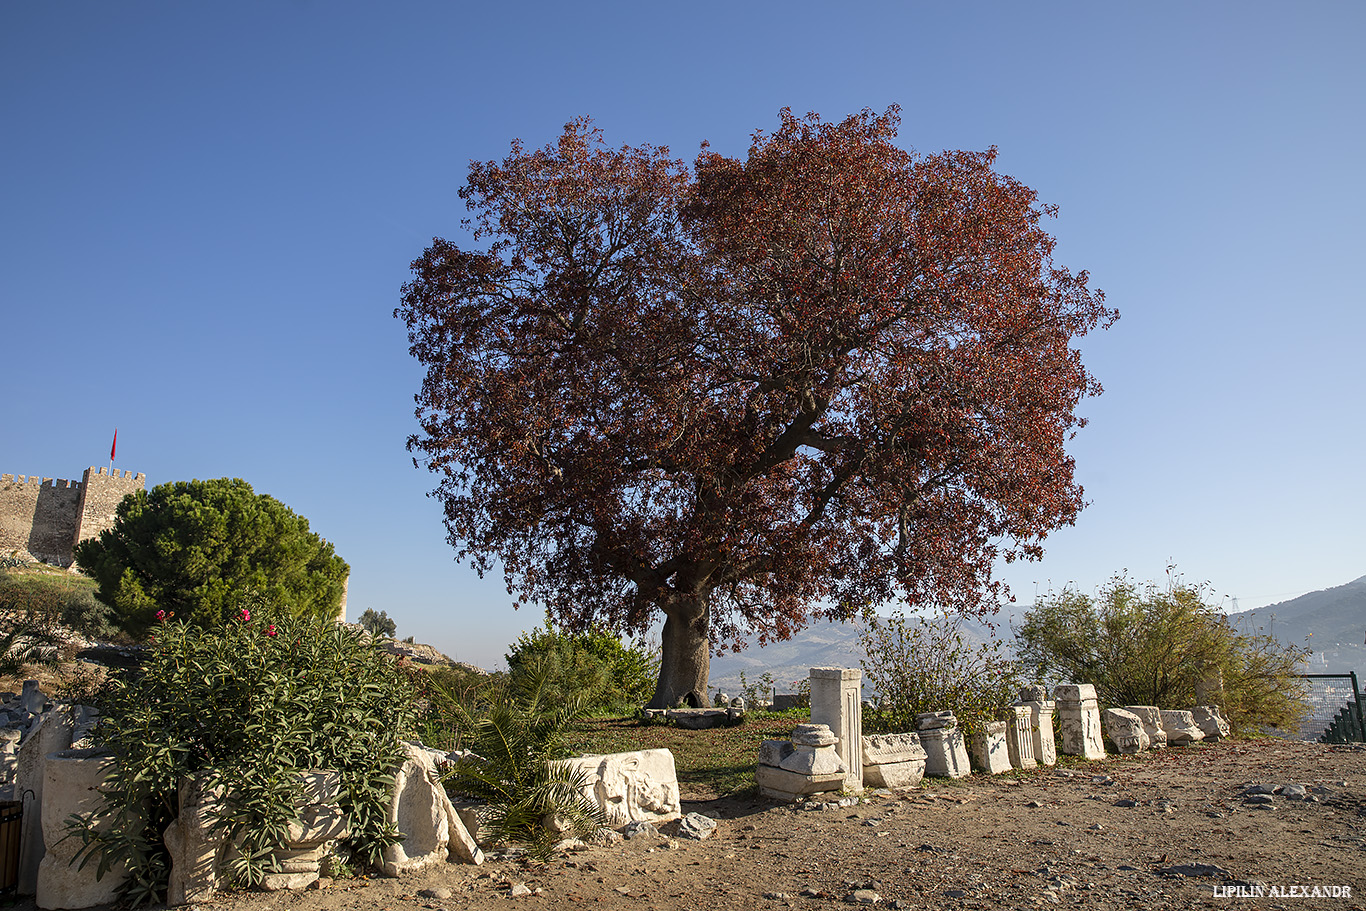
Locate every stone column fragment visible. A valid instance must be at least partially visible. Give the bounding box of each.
[756,724,847,801]
[969,721,1013,774]
[1055,684,1106,760]
[1018,689,1057,767]
[1102,708,1148,754]
[17,706,73,895]
[1191,705,1230,741]
[809,668,863,791]
[1159,710,1206,745]
[915,713,970,778]
[1123,706,1167,749]
[1003,704,1037,770]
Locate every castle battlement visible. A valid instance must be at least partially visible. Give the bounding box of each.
[0,475,82,489]
[1,466,147,566]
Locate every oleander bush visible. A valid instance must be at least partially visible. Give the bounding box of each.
[69,609,417,906]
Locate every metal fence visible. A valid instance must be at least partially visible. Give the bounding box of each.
[1297,673,1365,743]
[0,800,21,896]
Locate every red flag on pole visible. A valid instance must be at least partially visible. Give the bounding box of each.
[110,428,117,462]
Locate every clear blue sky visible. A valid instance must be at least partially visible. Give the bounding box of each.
[3,2,1362,669]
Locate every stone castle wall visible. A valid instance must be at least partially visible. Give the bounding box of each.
[0,467,146,566]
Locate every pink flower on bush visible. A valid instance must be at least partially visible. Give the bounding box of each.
[265,624,277,637]
[156,609,166,621]
[239,608,251,622]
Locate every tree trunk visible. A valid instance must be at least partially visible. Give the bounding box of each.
[649,594,710,709]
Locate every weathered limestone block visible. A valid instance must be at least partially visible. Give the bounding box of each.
[915,711,956,730]
[1055,684,1106,760]
[915,714,971,779]
[861,733,927,789]
[1124,706,1167,749]
[559,748,681,828]
[1102,708,1149,754]
[969,721,1013,775]
[1191,705,1230,741]
[809,668,863,791]
[1018,697,1057,766]
[263,771,350,891]
[1159,710,1206,745]
[1018,685,1049,703]
[36,749,125,910]
[756,724,848,801]
[164,773,226,906]
[383,744,483,878]
[18,706,73,894]
[1003,705,1037,770]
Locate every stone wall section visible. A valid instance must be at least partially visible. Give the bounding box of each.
[0,467,145,566]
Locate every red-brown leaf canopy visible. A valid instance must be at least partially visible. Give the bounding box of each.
[397,108,1115,652]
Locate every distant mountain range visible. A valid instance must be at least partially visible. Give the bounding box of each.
[1226,574,1366,674]
[706,574,1366,696]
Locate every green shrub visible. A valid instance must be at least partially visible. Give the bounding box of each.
[1014,573,1310,732]
[438,665,605,858]
[0,570,67,677]
[413,664,506,751]
[860,608,1022,739]
[70,611,416,906]
[506,620,657,715]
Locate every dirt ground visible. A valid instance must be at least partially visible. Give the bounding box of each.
[28,738,1366,911]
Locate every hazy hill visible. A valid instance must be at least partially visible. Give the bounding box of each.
[1226,574,1366,674]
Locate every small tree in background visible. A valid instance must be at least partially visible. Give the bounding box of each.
[1014,573,1309,732]
[358,607,397,638]
[506,620,658,714]
[75,478,349,636]
[859,608,1022,738]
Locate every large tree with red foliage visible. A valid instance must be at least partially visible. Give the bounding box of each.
[397,108,1115,708]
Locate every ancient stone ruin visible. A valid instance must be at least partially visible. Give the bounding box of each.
[757,723,848,801]
[860,733,926,788]
[915,711,971,778]
[1055,684,1107,760]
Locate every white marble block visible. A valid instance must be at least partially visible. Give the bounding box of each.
[1018,697,1057,766]
[1123,706,1167,749]
[558,748,681,828]
[1191,705,1230,740]
[1159,710,1206,745]
[915,713,971,779]
[969,721,1013,775]
[1102,708,1149,754]
[1055,684,1106,760]
[757,724,848,801]
[861,733,927,789]
[36,750,125,910]
[809,668,863,791]
[1003,705,1037,770]
[383,743,483,877]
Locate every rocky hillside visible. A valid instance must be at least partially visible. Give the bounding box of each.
[1227,574,1366,674]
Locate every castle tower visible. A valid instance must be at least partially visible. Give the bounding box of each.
[73,467,146,555]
